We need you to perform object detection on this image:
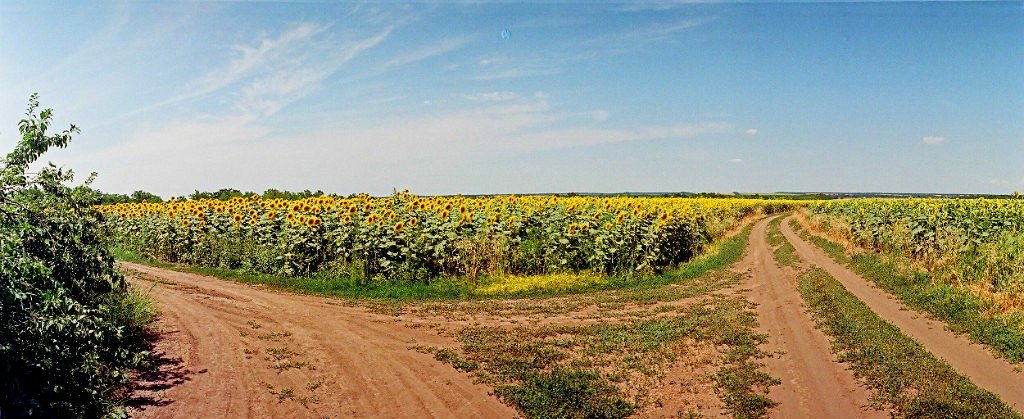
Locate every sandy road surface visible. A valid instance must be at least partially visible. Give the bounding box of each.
[781,216,1024,415]
[738,217,885,419]
[123,262,516,419]
[123,214,1024,418]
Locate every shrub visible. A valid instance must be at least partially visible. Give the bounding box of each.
[1,95,152,417]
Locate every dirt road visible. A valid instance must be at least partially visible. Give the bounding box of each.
[124,214,1024,418]
[738,217,884,418]
[123,262,515,418]
[780,216,1024,414]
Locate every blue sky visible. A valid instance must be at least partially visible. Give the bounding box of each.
[1,1,1021,196]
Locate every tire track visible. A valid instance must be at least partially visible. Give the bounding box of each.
[123,262,515,419]
[737,217,884,418]
[781,216,1024,415]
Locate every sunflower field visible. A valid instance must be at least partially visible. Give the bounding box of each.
[807,198,1024,294]
[98,193,796,283]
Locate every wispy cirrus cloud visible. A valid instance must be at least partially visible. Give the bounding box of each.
[584,17,716,49]
[474,66,560,81]
[86,91,735,195]
[616,1,712,12]
[383,34,476,69]
[463,91,518,102]
[922,136,945,145]
[120,22,392,120]
[234,26,393,118]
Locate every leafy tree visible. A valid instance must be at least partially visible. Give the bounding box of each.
[129,190,162,203]
[1,95,152,417]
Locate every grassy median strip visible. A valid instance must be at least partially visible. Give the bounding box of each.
[426,291,777,419]
[797,267,1020,418]
[766,217,799,267]
[790,218,1024,364]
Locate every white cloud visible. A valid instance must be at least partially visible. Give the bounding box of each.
[477,56,507,66]
[581,17,717,53]
[366,95,404,105]
[90,115,269,162]
[592,110,610,121]
[383,35,476,69]
[80,91,736,195]
[463,91,518,102]
[744,128,758,137]
[474,66,560,81]
[728,158,744,164]
[1020,178,1024,185]
[508,122,733,151]
[121,23,391,120]
[233,27,392,118]
[616,1,708,12]
[990,178,1009,185]
[922,136,945,145]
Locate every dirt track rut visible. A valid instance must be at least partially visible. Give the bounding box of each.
[738,217,884,418]
[124,262,515,418]
[124,214,1024,418]
[780,216,1024,414]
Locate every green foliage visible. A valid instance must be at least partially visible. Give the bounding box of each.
[0,95,152,417]
[809,199,1024,292]
[101,193,794,288]
[497,368,635,419]
[113,224,754,301]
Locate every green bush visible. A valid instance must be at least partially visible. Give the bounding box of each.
[1,95,153,417]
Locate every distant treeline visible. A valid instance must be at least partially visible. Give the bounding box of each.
[89,188,330,204]
[88,188,1021,204]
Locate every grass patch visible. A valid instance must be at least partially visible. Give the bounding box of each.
[497,367,634,419]
[765,216,786,247]
[765,216,799,267]
[793,221,1024,363]
[797,267,1019,418]
[772,243,798,267]
[113,224,753,302]
[434,294,776,419]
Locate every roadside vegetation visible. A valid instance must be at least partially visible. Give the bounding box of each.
[792,213,1024,363]
[1,96,155,417]
[797,267,1020,418]
[805,199,1024,323]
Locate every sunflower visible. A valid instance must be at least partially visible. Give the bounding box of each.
[394,221,404,232]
